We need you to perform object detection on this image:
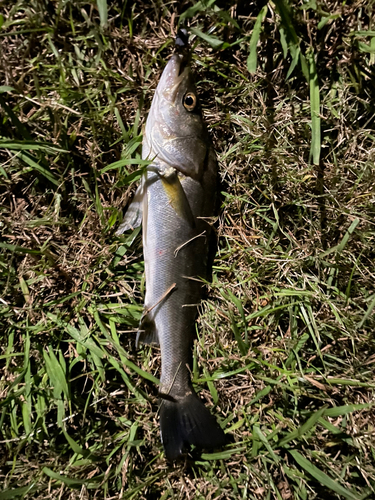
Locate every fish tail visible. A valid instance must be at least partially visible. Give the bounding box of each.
[159,391,228,461]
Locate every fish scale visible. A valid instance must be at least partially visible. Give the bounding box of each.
[142,170,209,392]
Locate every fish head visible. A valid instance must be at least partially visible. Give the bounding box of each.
[145,54,209,181]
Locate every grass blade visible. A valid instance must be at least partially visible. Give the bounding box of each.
[17,151,60,185]
[289,449,358,500]
[247,5,268,73]
[190,27,224,49]
[307,50,321,165]
[253,425,280,463]
[43,347,69,400]
[0,486,41,499]
[0,139,67,153]
[96,0,108,28]
[279,407,326,447]
[42,467,102,487]
[357,294,375,329]
[180,0,217,21]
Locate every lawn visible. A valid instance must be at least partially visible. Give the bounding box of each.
[0,1,374,499]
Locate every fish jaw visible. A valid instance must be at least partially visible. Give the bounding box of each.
[155,54,190,104]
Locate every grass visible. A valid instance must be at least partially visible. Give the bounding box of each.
[1,0,375,498]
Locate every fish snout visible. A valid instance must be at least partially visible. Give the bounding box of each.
[158,54,190,102]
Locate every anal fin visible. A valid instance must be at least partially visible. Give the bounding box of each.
[136,314,159,348]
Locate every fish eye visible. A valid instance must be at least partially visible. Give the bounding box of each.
[183,92,197,111]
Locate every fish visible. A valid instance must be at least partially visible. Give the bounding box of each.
[117,48,227,461]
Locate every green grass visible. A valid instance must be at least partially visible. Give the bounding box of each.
[1,0,375,498]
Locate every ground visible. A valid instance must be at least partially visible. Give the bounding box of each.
[0,1,375,499]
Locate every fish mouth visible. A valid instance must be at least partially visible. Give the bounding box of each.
[168,53,190,79]
[177,54,189,76]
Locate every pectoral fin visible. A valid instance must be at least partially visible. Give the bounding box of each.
[116,183,144,235]
[160,172,195,228]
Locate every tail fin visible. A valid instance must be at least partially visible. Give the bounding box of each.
[159,391,228,461]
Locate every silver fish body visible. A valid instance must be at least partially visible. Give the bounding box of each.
[118,54,227,460]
